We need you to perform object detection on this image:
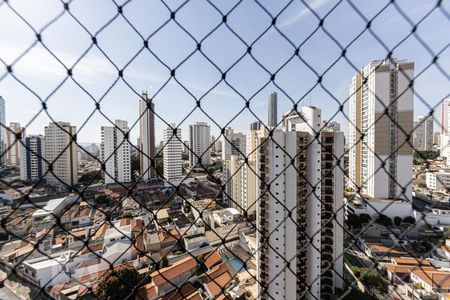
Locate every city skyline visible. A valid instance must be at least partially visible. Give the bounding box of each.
[1,0,449,144]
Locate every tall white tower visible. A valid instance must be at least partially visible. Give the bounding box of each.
[256,106,344,300]
[101,120,131,184]
[163,124,183,185]
[189,122,211,167]
[349,59,414,200]
[139,92,156,180]
[44,122,78,188]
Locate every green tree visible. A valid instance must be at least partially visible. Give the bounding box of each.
[155,154,163,176]
[122,211,132,218]
[394,216,402,226]
[95,265,142,300]
[160,256,169,268]
[131,154,140,181]
[79,170,102,186]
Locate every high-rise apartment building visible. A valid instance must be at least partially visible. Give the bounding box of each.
[349,59,414,200]
[44,122,78,188]
[268,92,277,127]
[441,97,450,135]
[414,115,434,151]
[0,97,6,168]
[220,127,246,161]
[256,107,344,300]
[163,124,183,185]
[139,92,156,181]
[20,135,45,182]
[6,122,25,166]
[101,120,131,184]
[189,122,211,167]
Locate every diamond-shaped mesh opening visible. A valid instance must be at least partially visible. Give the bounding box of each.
[0,0,449,300]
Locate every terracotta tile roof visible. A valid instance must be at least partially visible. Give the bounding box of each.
[204,251,222,270]
[94,221,109,240]
[160,282,196,300]
[185,291,203,300]
[79,243,103,255]
[412,269,450,289]
[158,228,181,245]
[200,262,230,284]
[120,218,132,227]
[137,282,157,300]
[391,257,431,266]
[367,244,407,255]
[384,264,435,274]
[151,256,197,286]
[216,294,233,300]
[204,271,232,297]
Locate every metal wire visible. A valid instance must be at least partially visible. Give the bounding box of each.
[0,0,449,299]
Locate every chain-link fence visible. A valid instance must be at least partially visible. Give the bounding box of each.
[0,0,449,299]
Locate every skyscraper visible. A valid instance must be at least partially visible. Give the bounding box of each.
[139,92,156,181]
[0,97,6,168]
[414,115,434,151]
[163,124,183,185]
[220,127,246,161]
[44,122,78,188]
[6,122,25,166]
[441,96,450,135]
[189,122,211,168]
[256,107,344,300]
[349,59,414,200]
[267,92,277,127]
[20,135,45,182]
[101,120,131,184]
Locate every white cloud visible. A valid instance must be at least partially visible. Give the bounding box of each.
[278,0,332,28]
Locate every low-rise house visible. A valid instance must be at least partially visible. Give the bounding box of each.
[213,208,241,226]
[410,269,450,295]
[21,251,77,287]
[183,235,208,251]
[140,256,198,298]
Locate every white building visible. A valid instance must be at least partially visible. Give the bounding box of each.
[163,124,183,185]
[349,59,414,201]
[6,122,25,166]
[426,171,450,192]
[0,97,5,168]
[414,115,433,151]
[44,122,78,188]
[101,119,131,184]
[212,207,240,225]
[189,122,211,167]
[256,106,344,300]
[220,127,246,161]
[22,251,76,287]
[139,92,156,180]
[20,135,45,182]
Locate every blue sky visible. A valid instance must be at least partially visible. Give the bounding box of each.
[0,0,449,144]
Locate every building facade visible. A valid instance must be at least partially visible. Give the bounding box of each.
[20,135,45,182]
[189,122,211,167]
[349,59,414,200]
[163,124,183,185]
[6,122,25,166]
[0,97,5,168]
[101,120,131,184]
[139,92,156,180]
[44,122,78,188]
[414,115,433,151]
[268,92,277,127]
[256,107,344,300]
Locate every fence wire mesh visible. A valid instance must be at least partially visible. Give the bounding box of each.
[0,0,449,299]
